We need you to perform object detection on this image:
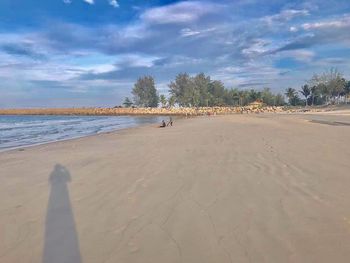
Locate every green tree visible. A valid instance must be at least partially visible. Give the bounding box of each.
[274,93,285,106]
[208,80,225,106]
[309,73,326,105]
[248,89,262,103]
[261,88,275,106]
[238,90,249,106]
[122,97,133,108]
[309,69,345,104]
[346,80,350,93]
[285,88,299,106]
[310,86,318,106]
[159,94,167,107]
[223,88,239,106]
[300,84,311,106]
[128,71,348,108]
[344,80,350,104]
[193,73,211,106]
[168,73,193,106]
[326,68,345,104]
[132,76,159,107]
[168,96,176,107]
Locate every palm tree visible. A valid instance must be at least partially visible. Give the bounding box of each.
[238,90,246,106]
[159,94,167,108]
[285,88,297,106]
[300,84,311,107]
[310,86,317,106]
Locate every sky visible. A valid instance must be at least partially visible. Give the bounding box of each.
[0,0,350,108]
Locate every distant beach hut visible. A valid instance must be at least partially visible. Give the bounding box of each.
[248,100,264,108]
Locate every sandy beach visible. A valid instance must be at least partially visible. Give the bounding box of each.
[1,112,350,263]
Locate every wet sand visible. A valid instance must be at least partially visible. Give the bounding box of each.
[1,113,350,263]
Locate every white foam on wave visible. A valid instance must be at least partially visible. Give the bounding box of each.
[0,115,163,151]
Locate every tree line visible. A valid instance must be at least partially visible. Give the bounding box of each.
[285,68,350,106]
[123,70,350,108]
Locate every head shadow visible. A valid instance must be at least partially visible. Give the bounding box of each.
[43,164,81,263]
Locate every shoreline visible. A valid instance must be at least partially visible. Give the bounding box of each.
[0,115,183,154]
[2,108,350,154]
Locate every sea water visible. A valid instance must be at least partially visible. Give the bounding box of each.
[0,115,164,151]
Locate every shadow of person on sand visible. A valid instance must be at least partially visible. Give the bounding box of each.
[43,164,82,263]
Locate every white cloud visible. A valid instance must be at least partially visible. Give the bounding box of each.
[180,28,201,37]
[109,0,119,8]
[279,49,315,63]
[2,1,350,107]
[242,39,271,58]
[180,27,216,37]
[63,0,72,4]
[289,26,298,32]
[314,57,349,67]
[262,9,309,26]
[140,1,221,24]
[83,64,116,74]
[83,0,94,5]
[213,63,281,88]
[302,15,350,30]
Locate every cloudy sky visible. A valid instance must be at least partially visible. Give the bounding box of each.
[0,0,349,108]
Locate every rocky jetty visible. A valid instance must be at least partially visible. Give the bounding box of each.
[0,106,288,116]
[3,105,340,116]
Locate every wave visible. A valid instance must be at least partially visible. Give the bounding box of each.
[0,115,163,151]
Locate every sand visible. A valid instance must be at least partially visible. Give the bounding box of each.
[1,113,350,263]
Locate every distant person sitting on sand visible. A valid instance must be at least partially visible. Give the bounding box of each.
[160,120,166,128]
[167,116,173,126]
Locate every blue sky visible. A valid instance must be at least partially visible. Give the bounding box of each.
[0,0,350,107]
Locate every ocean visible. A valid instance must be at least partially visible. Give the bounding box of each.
[0,115,164,151]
